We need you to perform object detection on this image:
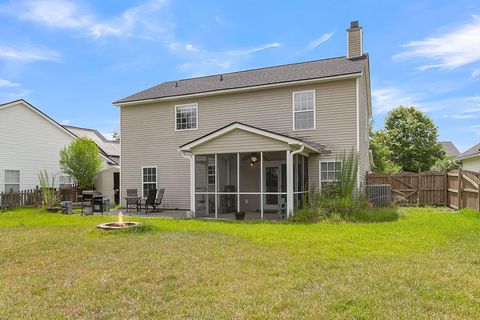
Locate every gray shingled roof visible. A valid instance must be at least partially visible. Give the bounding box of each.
[64,125,120,158]
[115,55,367,104]
[456,142,480,159]
[440,141,460,157]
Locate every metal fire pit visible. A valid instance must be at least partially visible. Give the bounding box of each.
[96,222,140,230]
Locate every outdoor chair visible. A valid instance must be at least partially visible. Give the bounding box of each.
[124,189,140,213]
[140,188,159,214]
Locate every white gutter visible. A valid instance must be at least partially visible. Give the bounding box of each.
[456,153,480,161]
[287,144,305,218]
[114,73,362,107]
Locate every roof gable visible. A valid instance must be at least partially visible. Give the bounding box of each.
[0,99,77,139]
[179,122,321,154]
[456,142,480,160]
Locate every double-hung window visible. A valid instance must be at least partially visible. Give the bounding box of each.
[293,90,315,130]
[319,161,341,194]
[4,170,20,193]
[142,166,157,198]
[175,103,198,131]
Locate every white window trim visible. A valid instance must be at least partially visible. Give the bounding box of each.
[175,103,198,132]
[292,90,316,131]
[318,160,341,189]
[4,169,20,192]
[141,166,158,198]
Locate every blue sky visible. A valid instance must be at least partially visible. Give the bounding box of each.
[0,0,479,151]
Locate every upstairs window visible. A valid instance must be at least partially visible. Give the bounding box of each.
[142,166,157,198]
[293,90,315,130]
[176,103,198,131]
[5,170,20,193]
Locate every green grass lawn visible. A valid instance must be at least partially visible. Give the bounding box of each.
[1,208,479,319]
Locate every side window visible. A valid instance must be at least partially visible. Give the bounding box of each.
[293,90,315,130]
[142,167,157,198]
[319,161,341,194]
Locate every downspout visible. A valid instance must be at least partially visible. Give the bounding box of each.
[287,144,305,218]
[181,150,195,215]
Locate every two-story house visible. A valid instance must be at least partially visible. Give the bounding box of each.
[114,21,372,219]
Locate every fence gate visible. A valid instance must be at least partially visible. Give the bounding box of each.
[367,170,479,210]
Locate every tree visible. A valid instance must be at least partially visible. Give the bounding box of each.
[382,106,444,172]
[60,138,103,189]
[112,130,120,142]
[431,155,460,171]
[370,130,401,173]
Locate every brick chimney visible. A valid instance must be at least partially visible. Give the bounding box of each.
[347,20,363,59]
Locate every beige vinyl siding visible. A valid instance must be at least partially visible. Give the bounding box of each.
[192,129,289,154]
[357,66,371,187]
[121,78,358,209]
[461,157,480,172]
[348,28,362,58]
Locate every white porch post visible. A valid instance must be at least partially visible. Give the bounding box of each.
[286,150,293,217]
[214,153,218,219]
[187,154,195,216]
[287,145,305,218]
[260,151,264,219]
[237,152,240,212]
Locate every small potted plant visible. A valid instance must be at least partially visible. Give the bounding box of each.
[38,170,60,212]
[235,211,245,220]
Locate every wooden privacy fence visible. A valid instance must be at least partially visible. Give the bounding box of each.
[0,186,80,210]
[366,169,480,210]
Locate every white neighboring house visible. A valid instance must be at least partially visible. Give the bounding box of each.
[0,99,119,203]
[456,143,480,172]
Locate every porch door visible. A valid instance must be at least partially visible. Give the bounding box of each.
[263,161,285,211]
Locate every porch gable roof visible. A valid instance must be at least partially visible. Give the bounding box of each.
[178,122,323,154]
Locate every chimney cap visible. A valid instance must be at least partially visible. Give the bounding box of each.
[349,20,360,28]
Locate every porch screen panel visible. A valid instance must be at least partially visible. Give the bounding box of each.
[195,155,215,193]
[217,153,237,192]
[239,152,260,192]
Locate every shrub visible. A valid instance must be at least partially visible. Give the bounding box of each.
[60,138,102,189]
[38,170,59,209]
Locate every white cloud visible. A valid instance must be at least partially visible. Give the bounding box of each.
[443,114,479,120]
[472,69,480,78]
[184,44,199,52]
[0,44,60,62]
[372,87,423,114]
[394,15,480,71]
[171,41,282,76]
[0,79,20,87]
[12,0,93,29]
[304,32,334,53]
[60,119,71,125]
[469,124,480,136]
[1,0,172,40]
[214,15,233,28]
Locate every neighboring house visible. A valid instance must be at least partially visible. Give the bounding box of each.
[456,143,480,172]
[440,141,460,158]
[114,20,372,218]
[63,126,120,204]
[0,99,119,204]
